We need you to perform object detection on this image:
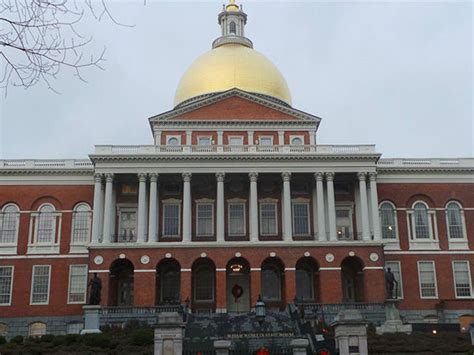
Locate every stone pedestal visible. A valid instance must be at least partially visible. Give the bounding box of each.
[331,309,368,355]
[290,338,309,355]
[154,312,185,355]
[214,340,232,355]
[80,305,102,334]
[376,300,412,335]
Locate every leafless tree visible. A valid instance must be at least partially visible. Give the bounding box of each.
[0,0,133,94]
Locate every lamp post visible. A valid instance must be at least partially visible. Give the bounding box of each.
[255,295,266,325]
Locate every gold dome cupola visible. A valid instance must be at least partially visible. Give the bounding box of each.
[174,1,292,107]
[212,0,253,49]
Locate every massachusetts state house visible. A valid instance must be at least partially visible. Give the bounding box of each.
[0,0,473,338]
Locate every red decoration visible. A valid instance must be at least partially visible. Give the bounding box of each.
[232,284,244,301]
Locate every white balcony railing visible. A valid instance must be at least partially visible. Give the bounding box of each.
[94,144,377,156]
[0,159,93,169]
[378,158,474,168]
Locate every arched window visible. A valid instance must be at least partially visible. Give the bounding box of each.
[291,137,303,145]
[71,203,92,244]
[261,259,284,302]
[229,21,236,34]
[446,202,465,239]
[194,265,215,302]
[36,204,56,243]
[379,202,397,239]
[0,323,8,337]
[28,322,46,337]
[167,137,180,146]
[413,202,430,239]
[157,259,181,304]
[0,204,19,244]
[296,258,318,301]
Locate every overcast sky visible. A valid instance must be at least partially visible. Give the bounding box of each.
[1,0,472,159]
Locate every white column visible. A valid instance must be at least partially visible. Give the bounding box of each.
[282,172,292,241]
[155,130,162,146]
[369,172,381,241]
[186,131,192,146]
[315,173,326,241]
[312,181,318,240]
[358,172,371,241]
[249,172,259,242]
[216,173,225,242]
[278,131,285,145]
[326,172,337,241]
[137,173,148,243]
[182,173,192,242]
[148,173,158,243]
[248,131,254,145]
[217,131,223,145]
[102,173,114,243]
[91,174,103,244]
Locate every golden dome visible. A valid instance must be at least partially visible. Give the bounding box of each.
[174,43,292,107]
[226,0,239,12]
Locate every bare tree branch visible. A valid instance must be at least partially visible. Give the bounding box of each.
[0,0,132,94]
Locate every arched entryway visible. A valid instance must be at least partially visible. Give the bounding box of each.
[109,259,134,306]
[226,257,251,313]
[261,257,285,310]
[341,256,364,303]
[191,258,216,312]
[156,258,181,305]
[295,257,320,302]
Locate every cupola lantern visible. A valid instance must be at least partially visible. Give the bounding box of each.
[213,0,253,49]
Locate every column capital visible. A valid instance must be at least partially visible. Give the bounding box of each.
[94,173,103,183]
[368,172,377,181]
[314,172,324,181]
[216,172,225,182]
[248,172,258,182]
[182,172,192,182]
[281,172,291,182]
[325,172,335,181]
[138,173,147,182]
[357,172,367,181]
[149,173,159,183]
[104,173,114,183]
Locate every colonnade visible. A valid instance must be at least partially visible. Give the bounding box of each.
[90,171,381,244]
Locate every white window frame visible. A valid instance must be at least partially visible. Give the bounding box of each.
[259,199,278,236]
[417,261,438,299]
[385,261,404,299]
[67,264,88,304]
[30,265,52,305]
[452,261,473,299]
[166,135,181,146]
[195,199,214,237]
[28,203,61,254]
[197,136,213,146]
[28,322,46,337]
[228,136,243,146]
[379,201,400,250]
[289,135,305,145]
[117,205,138,243]
[292,198,310,236]
[0,203,20,255]
[258,136,273,145]
[162,199,181,238]
[0,266,14,306]
[407,201,439,250]
[445,201,468,250]
[70,203,92,253]
[335,204,354,240]
[227,199,246,237]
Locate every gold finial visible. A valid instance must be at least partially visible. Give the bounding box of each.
[226,0,239,12]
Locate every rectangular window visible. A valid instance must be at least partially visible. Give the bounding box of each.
[68,265,88,304]
[260,202,277,236]
[118,209,137,242]
[196,203,214,237]
[229,137,243,145]
[31,265,51,305]
[292,202,310,236]
[336,208,353,240]
[259,136,273,145]
[163,203,180,237]
[228,203,245,236]
[0,210,18,244]
[385,261,404,299]
[0,266,13,305]
[198,137,212,145]
[453,261,472,298]
[37,213,56,243]
[418,261,438,298]
[71,211,91,244]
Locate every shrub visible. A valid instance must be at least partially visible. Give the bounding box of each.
[10,335,23,344]
[130,328,154,346]
[40,334,55,343]
[0,336,6,345]
[80,333,112,348]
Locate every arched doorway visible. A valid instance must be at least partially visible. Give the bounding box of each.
[156,258,181,305]
[191,258,216,312]
[295,257,320,302]
[261,257,285,310]
[226,257,251,313]
[109,259,134,306]
[341,256,364,303]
